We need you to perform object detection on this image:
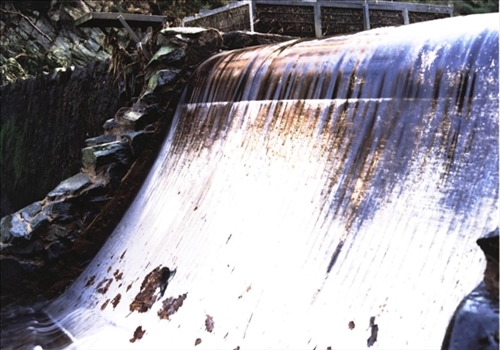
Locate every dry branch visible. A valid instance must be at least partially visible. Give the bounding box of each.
[1,8,53,43]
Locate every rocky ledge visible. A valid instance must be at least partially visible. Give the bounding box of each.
[0,27,296,304]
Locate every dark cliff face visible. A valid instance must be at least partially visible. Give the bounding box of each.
[0,59,125,216]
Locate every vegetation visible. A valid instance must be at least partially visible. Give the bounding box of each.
[397,0,498,15]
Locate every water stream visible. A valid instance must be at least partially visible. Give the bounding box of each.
[3,13,498,350]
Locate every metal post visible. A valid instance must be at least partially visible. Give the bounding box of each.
[314,2,322,38]
[248,0,255,32]
[363,3,370,31]
[403,8,409,25]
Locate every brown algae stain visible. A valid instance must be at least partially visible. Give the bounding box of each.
[113,269,123,281]
[111,293,122,309]
[95,278,112,294]
[101,299,110,311]
[205,314,215,333]
[157,293,188,320]
[84,275,96,287]
[130,326,145,343]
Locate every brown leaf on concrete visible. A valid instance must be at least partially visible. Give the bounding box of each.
[100,299,110,311]
[129,266,162,313]
[113,269,123,281]
[205,314,214,332]
[157,293,188,320]
[84,275,96,287]
[95,278,112,294]
[130,326,145,343]
[111,293,121,309]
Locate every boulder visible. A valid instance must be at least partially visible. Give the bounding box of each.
[122,130,154,157]
[477,228,499,300]
[115,105,161,131]
[85,134,118,147]
[0,214,29,244]
[47,173,92,200]
[19,201,42,221]
[441,228,500,350]
[150,27,223,69]
[82,140,132,170]
[146,45,186,68]
[103,118,134,136]
[147,68,180,92]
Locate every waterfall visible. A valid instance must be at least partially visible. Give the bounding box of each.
[7,13,499,350]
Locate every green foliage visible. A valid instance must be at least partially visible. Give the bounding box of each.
[454,0,499,15]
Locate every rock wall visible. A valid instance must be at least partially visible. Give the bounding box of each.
[0,0,117,85]
[0,60,126,217]
[0,26,224,304]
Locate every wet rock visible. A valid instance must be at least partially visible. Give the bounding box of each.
[19,202,42,221]
[85,134,117,147]
[29,213,50,234]
[0,219,14,246]
[2,239,44,256]
[184,28,223,66]
[47,173,92,200]
[477,228,499,300]
[147,45,186,68]
[150,28,222,70]
[147,68,180,91]
[103,118,134,136]
[0,214,29,244]
[156,27,207,47]
[82,140,132,171]
[46,241,65,260]
[441,228,500,350]
[441,283,499,350]
[42,200,72,219]
[105,163,129,189]
[122,130,154,157]
[115,107,153,129]
[45,225,71,242]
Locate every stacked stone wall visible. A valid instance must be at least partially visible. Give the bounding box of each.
[0,60,125,216]
[254,4,315,37]
[321,7,364,36]
[185,5,251,32]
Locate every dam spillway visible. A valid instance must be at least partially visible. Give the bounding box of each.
[36,13,499,349]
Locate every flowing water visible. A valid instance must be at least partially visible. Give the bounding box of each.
[3,13,498,350]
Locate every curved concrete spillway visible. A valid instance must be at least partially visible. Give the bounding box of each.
[43,14,497,349]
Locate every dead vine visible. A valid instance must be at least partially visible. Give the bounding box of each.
[0,8,53,43]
